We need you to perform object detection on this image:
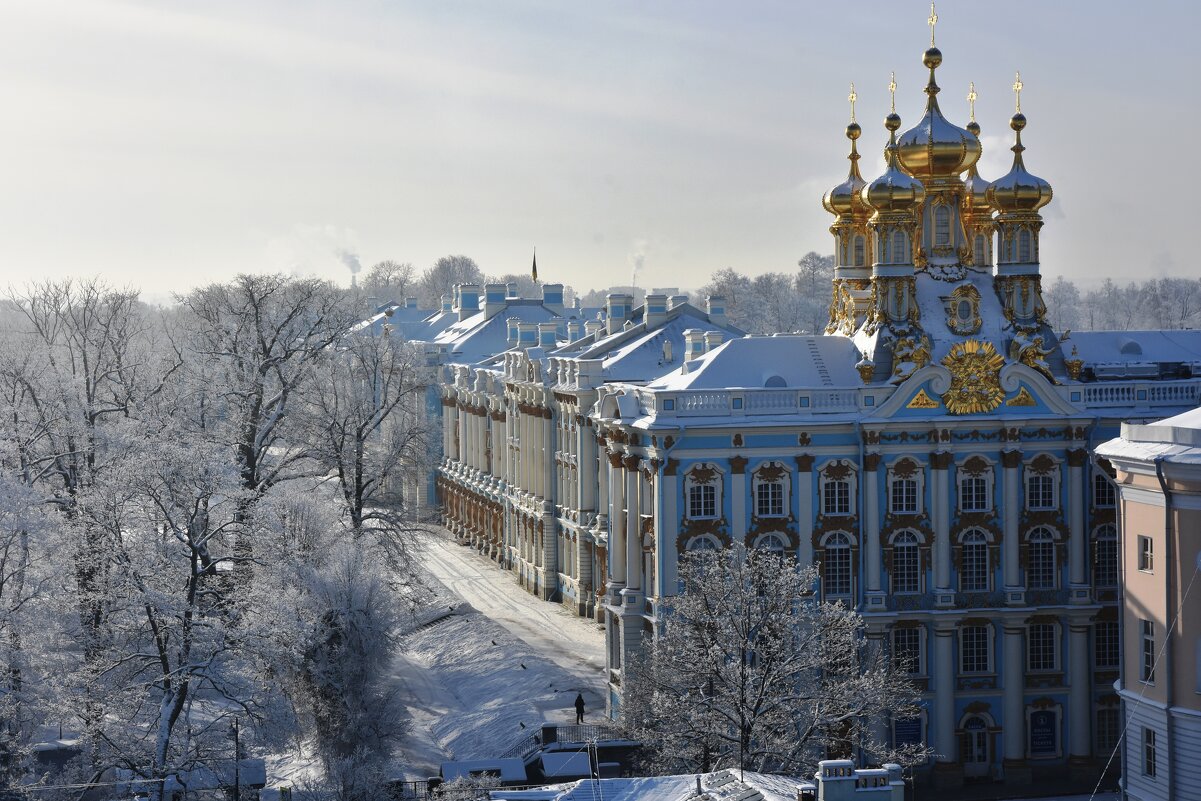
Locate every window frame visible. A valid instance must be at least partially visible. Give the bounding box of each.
[1093,525,1119,587]
[688,484,717,519]
[1026,472,1056,511]
[822,531,854,600]
[1027,622,1058,672]
[755,479,785,518]
[960,624,992,674]
[891,626,923,675]
[1093,471,1116,508]
[1138,535,1154,573]
[934,205,951,246]
[1143,728,1157,778]
[960,529,991,592]
[1094,620,1119,669]
[890,530,922,594]
[1141,619,1156,684]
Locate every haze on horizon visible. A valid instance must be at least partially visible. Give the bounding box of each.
[0,0,1194,300]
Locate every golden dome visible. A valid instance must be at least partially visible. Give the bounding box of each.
[962,120,991,215]
[823,122,868,217]
[863,115,926,213]
[987,113,1053,213]
[895,47,982,180]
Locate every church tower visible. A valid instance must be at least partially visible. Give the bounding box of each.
[823,87,873,335]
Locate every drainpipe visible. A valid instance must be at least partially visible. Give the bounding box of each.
[1154,456,1175,801]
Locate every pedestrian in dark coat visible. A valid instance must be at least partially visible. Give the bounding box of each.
[574,693,585,724]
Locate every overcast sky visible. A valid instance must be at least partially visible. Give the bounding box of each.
[0,0,1194,299]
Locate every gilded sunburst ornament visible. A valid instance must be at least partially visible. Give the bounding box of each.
[941,339,1006,415]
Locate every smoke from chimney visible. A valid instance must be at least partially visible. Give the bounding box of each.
[337,249,362,288]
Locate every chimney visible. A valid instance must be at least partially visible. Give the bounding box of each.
[668,293,689,310]
[584,320,604,338]
[440,294,453,314]
[566,320,582,341]
[506,317,521,347]
[482,283,506,319]
[576,359,603,390]
[506,281,518,298]
[644,293,668,329]
[683,329,706,361]
[405,296,418,309]
[703,330,725,353]
[456,283,481,321]
[605,293,633,335]
[517,321,538,348]
[537,321,558,349]
[706,294,727,327]
[542,283,565,316]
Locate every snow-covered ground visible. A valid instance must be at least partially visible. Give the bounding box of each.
[390,528,607,780]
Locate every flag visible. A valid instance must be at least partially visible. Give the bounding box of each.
[531,246,538,283]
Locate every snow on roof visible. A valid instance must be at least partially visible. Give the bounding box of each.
[649,335,861,391]
[432,301,586,366]
[539,751,591,779]
[489,769,804,801]
[1070,330,1201,365]
[441,758,528,783]
[1097,405,1201,464]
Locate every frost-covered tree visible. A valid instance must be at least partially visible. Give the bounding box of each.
[621,546,927,777]
[416,255,484,308]
[361,260,415,304]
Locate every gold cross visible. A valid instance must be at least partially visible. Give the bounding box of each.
[848,82,857,123]
[928,3,938,47]
[967,81,977,122]
[888,72,897,113]
[1013,71,1023,113]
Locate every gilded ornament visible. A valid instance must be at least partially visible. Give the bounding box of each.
[941,339,1006,415]
[907,389,941,409]
[1064,345,1084,381]
[1006,386,1038,407]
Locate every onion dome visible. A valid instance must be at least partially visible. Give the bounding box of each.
[987,112,1053,213]
[962,117,991,216]
[823,122,868,217]
[895,47,982,180]
[862,113,926,213]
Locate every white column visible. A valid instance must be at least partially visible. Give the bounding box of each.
[934,623,957,765]
[608,452,626,587]
[1068,619,1091,759]
[932,453,951,591]
[625,458,641,593]
[661,465,679,597]
[1003,623,1025,764]
[864,455,881,592]
[731,457,747,543]
[1067,450,1086,588]
[1002,451,1021,592]
[796,456,814,567]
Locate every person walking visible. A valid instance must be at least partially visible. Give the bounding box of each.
[574,693,586,724]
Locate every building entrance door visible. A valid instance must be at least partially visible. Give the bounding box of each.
[962,716,990,778]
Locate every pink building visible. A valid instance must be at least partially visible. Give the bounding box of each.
[1098,408,1201,801]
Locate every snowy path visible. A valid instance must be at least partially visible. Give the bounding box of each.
[389,528,607,781]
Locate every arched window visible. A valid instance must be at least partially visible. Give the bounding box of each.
[1027,527,1057,589]
[934,206,951,245]
[686,534,720,552]
[961,529,990,592]
[824,532,852,598]
[854,236,866,267]
[1093,524,1118,587]
[892,230,907,263]
[892,531,921,593]
[1018,229,1032,262]
[974,234,987,266]
[755,533,788,553]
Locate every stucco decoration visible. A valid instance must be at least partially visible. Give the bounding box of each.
[941,339,1005,415]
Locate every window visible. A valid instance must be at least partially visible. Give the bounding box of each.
[974,234,987,266]
[1095,620,1119,669]
[934,206,950,245]
[688,484,716,518]
[1138,536,1154,572]
[890,478,918,514]
[756,481,784,517]
[755,533,788,553]
[961,625,990,673]
[892,531,921,593]
[961,530,990,592]
[1026,473,1055,510]
[1028,623,1057,671]
[686,535,720,552]
[1027,527,1057,589]
[823,480,851,516]
[824,533,852,598]
[1141,619,1156,683]
[1096,708,1120,755]
[1018,229,1032,262]
[1093,472,1116,507]
[892,627,922,674]
[1094,525,1118,587]
[892,231,907,263]
[1143,728,1157,777]
[960,476,989,512]
[854,236,865,267]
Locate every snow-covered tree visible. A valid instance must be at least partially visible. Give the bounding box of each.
[620,546,927,777]
[416,255,484,308]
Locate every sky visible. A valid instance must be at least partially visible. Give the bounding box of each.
[0,0,1195,300]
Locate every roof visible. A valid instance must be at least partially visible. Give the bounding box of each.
[1097,405,1201,465]
[490,769,804,801]
[441,758,528,783]
[431,300,587,366]
[649,334,862,391]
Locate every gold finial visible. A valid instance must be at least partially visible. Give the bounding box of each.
[848,82,857,123]
[888,72,897,113]
[928,3,938,47]
[967,81,977,123]
[1013,71,1023,113]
